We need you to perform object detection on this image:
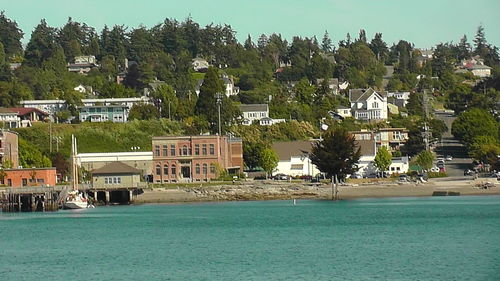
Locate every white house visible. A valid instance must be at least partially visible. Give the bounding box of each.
[349,88,388,121]
[387,92,410,107]
[77,151,153,177]
[222,74,240,97]
[335,105,352,118]
[239,104,285,126]
[470,64,492,78]
[21,96,150,120]
[272,141,320,177]
[0,109,21,128]
[68,55,99,74]
[192,57,209,72]
[388,157,410,175]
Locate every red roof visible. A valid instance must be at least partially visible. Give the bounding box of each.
[8,107,49,116]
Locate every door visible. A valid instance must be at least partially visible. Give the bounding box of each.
[181,166,190,179]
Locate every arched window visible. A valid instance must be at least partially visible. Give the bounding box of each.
[202,163,208,175]
[182,145,188,155]
[195,164,200,174]
[156,165,161,175]
[210,163,216,174]
[163,164,169,175]
[171,164,176,176]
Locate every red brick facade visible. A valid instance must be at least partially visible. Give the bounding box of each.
[2,168,57,187]
[152,136,243,183]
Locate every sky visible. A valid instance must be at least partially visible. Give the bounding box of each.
[1,0,499,49]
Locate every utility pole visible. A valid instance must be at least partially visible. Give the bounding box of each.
[216,92,223,136]
[49,122,52,153]
[422,89,431,151]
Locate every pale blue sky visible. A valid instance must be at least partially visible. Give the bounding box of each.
[1,0,499,48]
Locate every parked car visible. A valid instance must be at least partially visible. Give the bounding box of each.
[445,155,453,161]
[273,174,289,180]
[398,174,409,182]
[464,169,475,176]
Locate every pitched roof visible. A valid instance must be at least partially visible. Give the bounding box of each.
[355,140,376,156]
[272,141,314,161]
[349,88,386,102]
[6,107,49,116]
[0,108,17,114]
[239,104,268,112]
[92,161,142,175]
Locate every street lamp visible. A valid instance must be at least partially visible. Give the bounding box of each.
[216,92,223,136]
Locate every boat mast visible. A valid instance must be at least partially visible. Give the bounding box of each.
[71,135,78,191]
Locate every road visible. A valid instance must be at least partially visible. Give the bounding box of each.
[433,111,473,177]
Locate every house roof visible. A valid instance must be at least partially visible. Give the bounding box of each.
[92,161,142,175]
[356,140,376,156]
[0,108,17,114]
[6,107,49,116]
[349,88,386,102]
[239,104,268,112]
[272,141,313,161]
[337,105,349,109]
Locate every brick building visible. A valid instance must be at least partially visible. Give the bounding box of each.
[1,168,57,187]
[0,130,19,168]
[152,135,243,183]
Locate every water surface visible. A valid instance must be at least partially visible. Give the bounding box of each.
[1,196,499,280]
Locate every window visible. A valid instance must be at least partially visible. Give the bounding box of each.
[170,145,176,156]
[372,102,379,109]
[164,164,169,175]
[202,163,208,175]
[195,144,200,155]
[210,164,216,174]
[209,144,215,155]
[182,145,188,155]
[196,164,200,174]
[171,165,176,176]
[155,145,160,156]
[202,144,207,155]
[156,165,161,175]
[105,177,109,184]
[163,145,168,156]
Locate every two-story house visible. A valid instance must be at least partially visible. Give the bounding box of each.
[152,135,243,183]
[79,105,129,123]
[239,104,285,126]
[349,88,388,121]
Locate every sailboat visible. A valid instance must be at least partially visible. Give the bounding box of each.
[64,135,90,209]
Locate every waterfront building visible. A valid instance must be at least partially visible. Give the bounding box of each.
[152,135,243,183]
[0,130,18,168]
[272,141,320,177]
[350,128,409,152]
[1,167,57,187]
[91,162,144,189]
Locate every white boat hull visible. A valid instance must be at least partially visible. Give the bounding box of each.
[64,201,88,209]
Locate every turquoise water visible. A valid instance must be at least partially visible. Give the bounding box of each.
[1,196,499,281]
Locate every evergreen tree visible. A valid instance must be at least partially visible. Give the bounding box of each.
[24,19,57,67]
[369,33,388,62]
[310,128,361,179]
[244,34,254,50]
[0,12,24,58]
[457,35,471,60]
[321,31,332,53]
[473,25,487,56]
[358,29,367,44]
[195,67,223,131]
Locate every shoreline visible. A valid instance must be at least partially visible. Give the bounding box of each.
[133,179,500,204]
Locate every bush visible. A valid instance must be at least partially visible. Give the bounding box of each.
[427,172,447,178]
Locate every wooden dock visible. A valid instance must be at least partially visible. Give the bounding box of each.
[1,187,61,212]
[1,183,147,212]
